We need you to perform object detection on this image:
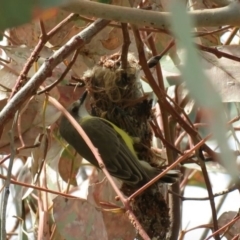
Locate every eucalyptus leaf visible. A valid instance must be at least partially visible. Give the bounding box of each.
[170,1,239,181]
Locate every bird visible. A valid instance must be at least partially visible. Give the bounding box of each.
[59,91,179,188]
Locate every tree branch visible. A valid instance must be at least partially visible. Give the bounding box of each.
[0,19,110,135]
[62,1,240,29]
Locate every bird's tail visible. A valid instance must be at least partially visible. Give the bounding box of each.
[139,160,181,184]
[158,169,181,184]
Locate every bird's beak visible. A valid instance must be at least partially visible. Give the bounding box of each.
[79,90,88,105]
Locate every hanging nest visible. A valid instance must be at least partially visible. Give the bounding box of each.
[83,53,170,239]
[83,53,154,162]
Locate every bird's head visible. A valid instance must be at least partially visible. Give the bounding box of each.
[69,90,89,119]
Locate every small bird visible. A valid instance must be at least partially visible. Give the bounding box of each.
[59,91,179,187]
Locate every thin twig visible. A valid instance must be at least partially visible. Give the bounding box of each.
[224,27,239,45]
[39,20,47,38]
[0,173,78,198]
[9,28,46,99]
[32,133,49,185]
[1,114,17,239]
[197,43,240,62]
[169,184,237,201]
[16,98,33,147]
[0,31,18,45]
[17,111,24,147]
[199,154,219,240]
[195,25,232,37]
[0,155,10,165]
[147,38,175,68]
[205,215,240,240]
[147,34,174,161]
[120,23,131,70]
[37,48,81,95]
[150,120,182,155]
[37,136,50,240]
[47,13,80,39]
[0,57,10,64]
[66,81,85,87]
[165,93,195,129]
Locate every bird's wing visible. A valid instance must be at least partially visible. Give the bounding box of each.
[81,117,151,186]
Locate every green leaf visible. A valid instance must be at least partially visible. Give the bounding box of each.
[170,1,238,181]
[0,0,66,31]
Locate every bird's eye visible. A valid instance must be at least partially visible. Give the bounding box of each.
[71,102,79,113]
[72,106,78,113]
